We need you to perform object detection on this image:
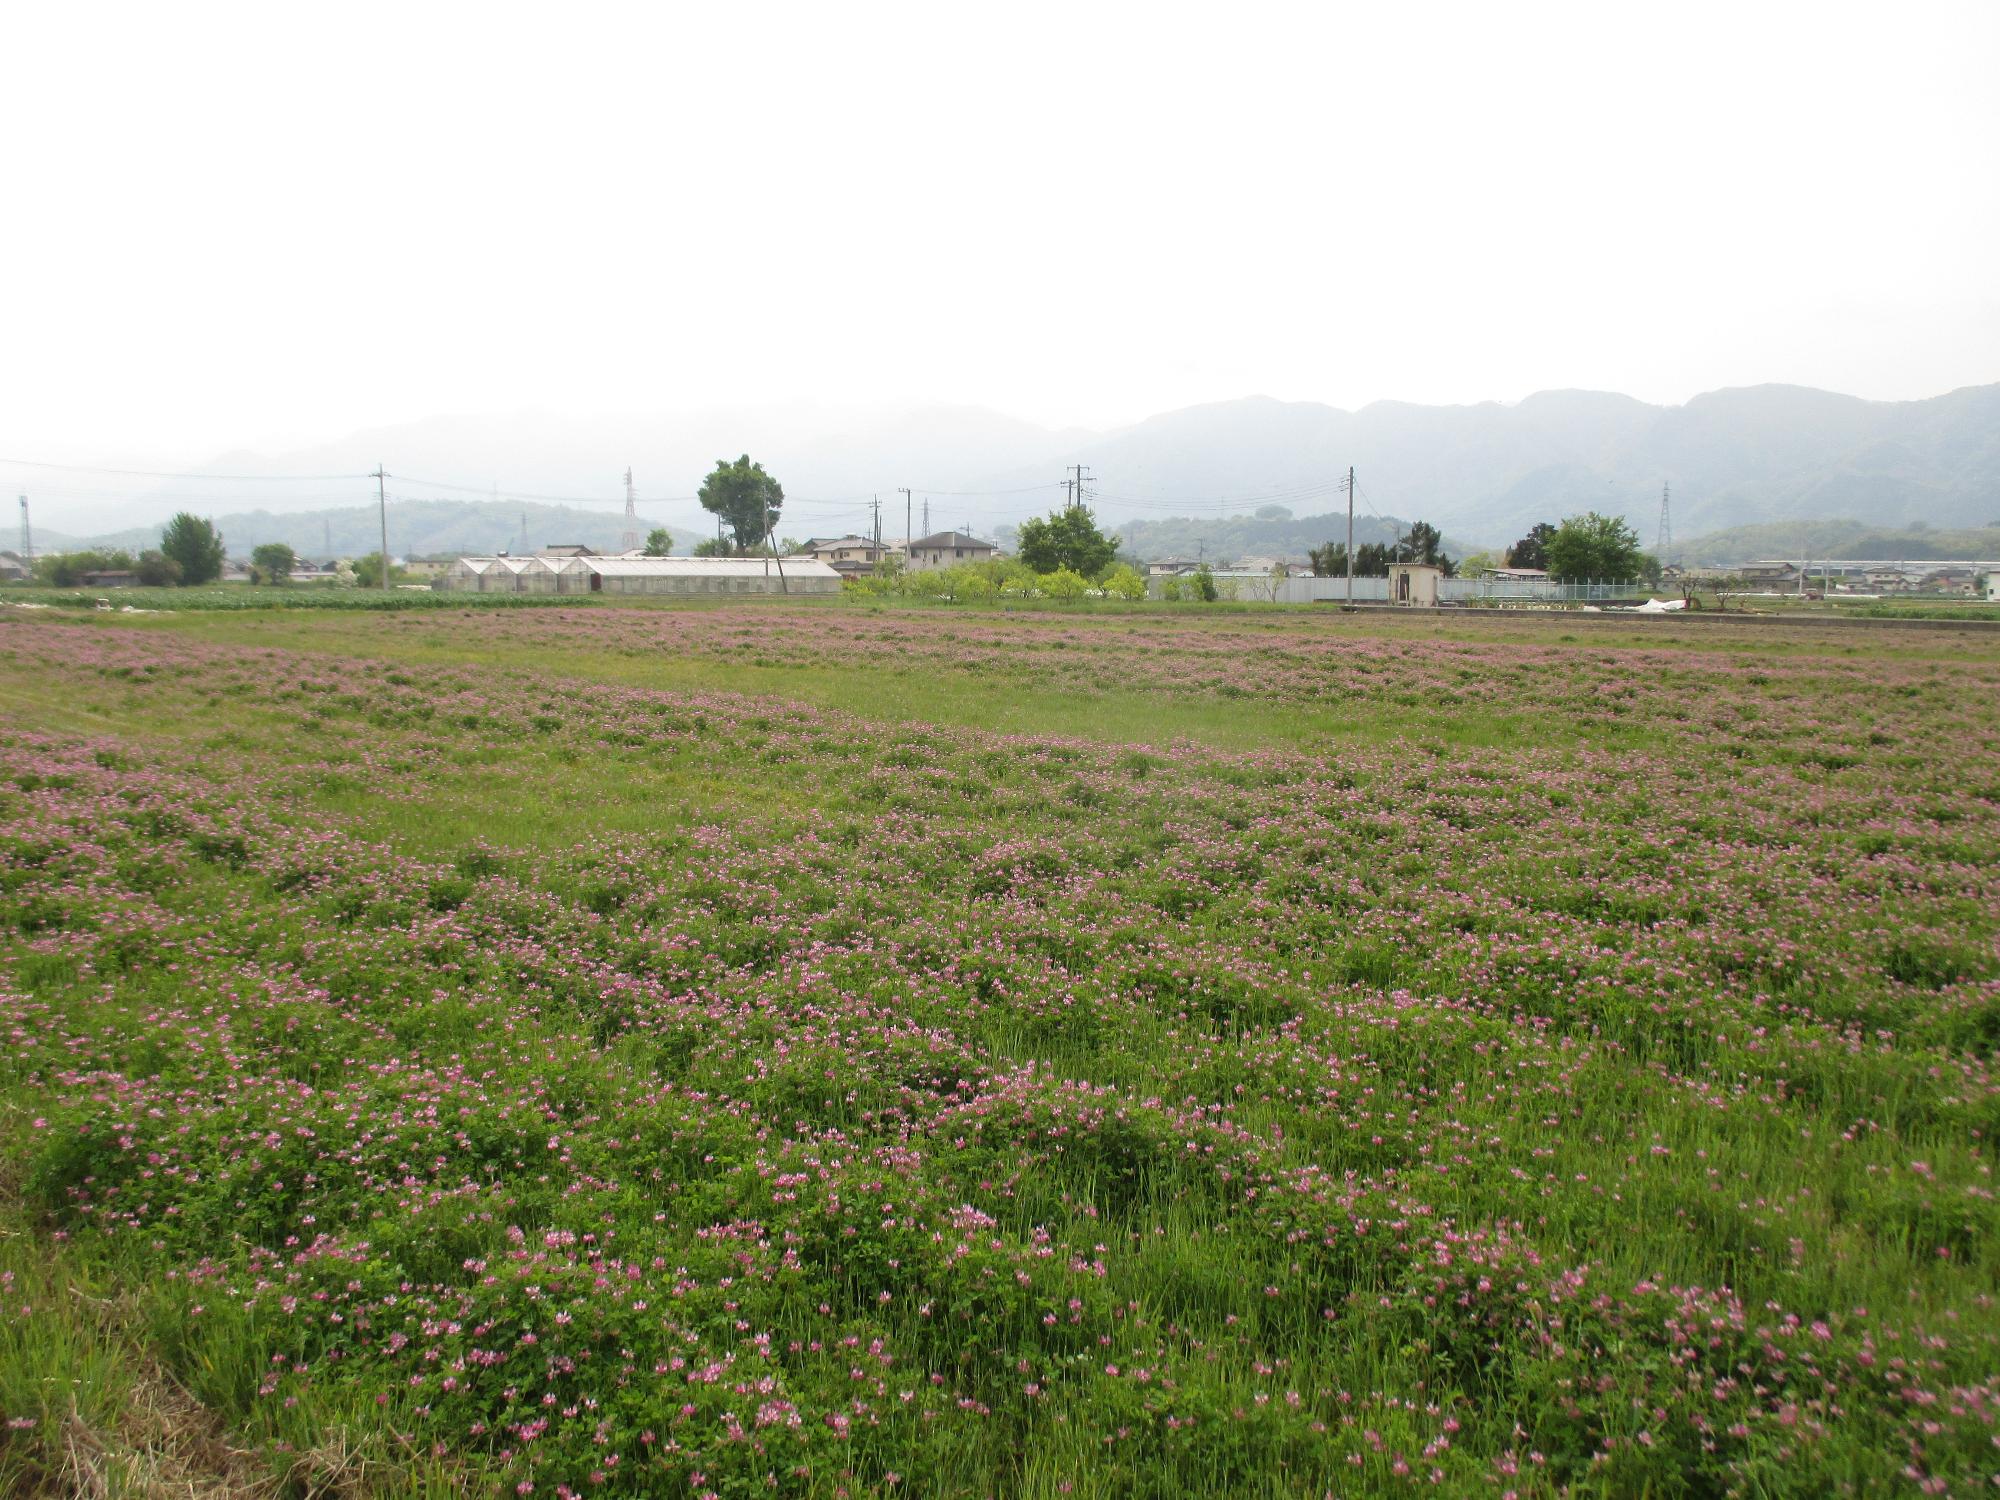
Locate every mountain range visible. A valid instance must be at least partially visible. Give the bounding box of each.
[18,381,1999,557]
[46,499,681,563]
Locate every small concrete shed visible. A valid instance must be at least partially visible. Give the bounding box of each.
[1388,563,1444,607]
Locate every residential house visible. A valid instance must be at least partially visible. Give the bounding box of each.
[1736,560,1800,584]
[1920,567,1977,595]
[804,535,891,578]
[905,531,998,572]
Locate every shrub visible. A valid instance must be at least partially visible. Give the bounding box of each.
[1039,567,1090,600]
[1100,563,1147,600]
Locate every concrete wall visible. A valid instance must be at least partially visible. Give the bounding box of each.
[595,574,841,597]
[1147,574,1655,606]
[437,561,843,596]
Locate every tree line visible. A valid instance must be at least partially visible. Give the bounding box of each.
[1301,512,1656,583]
[25,513,227,587]
[21,512,421,590]
[1307,520,1455,578]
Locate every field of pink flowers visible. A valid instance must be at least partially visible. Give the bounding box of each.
[1,604,1997,1497]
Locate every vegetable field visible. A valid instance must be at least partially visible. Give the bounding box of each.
[1,604,1996,1497]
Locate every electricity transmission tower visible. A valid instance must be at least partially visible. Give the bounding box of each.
[17,496,31,565]
[1656,482,1673,564]
[622,468,640,553]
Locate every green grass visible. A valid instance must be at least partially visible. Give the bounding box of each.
[0,601,1995,1496]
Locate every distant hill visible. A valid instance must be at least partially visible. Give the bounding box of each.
[1679,518,2000,566]
[17,381,1999,557]
[968,384,2000,552]
[69,499,687,560]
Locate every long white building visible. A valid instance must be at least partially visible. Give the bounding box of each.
[437,553,843,596]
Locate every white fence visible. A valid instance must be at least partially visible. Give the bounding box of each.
[1153,574,1656,606]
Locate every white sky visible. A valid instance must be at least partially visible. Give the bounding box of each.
[3,0,1995,460]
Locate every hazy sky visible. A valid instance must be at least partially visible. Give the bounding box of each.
[3,0,1995,461]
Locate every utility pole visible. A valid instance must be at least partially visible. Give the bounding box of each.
[1068,465,1093,509]
[371,464,390,591]
[766,512,789,594]
[870,493,881,553]
[1345,466,1355,603]
[17,496,31,566]
[898,487,913,551]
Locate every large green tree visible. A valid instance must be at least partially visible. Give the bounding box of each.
[251,542,296,582]
[698,456,784,551]
[160,513,224,585]
[1402,520,1454,574]
[642,528,673,557]
[135,550,182,587]
[1506,522,1557,571]
[350,552,404,588]
[1016,503,1119,579]
[1545,512,1645,581]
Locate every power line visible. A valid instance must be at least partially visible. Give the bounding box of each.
[0,457,370,482]
[395,473,699,506]
[905,482,1066,497]
[1068,464,1094,510]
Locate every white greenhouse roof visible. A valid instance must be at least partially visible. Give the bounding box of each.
[587,557,840,579]
[456,555,840,580]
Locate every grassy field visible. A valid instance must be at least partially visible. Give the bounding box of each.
[1,601,1996,1497]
